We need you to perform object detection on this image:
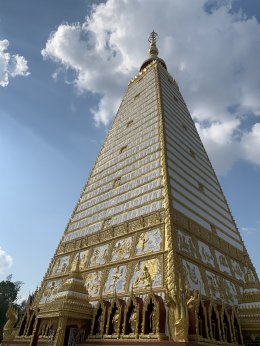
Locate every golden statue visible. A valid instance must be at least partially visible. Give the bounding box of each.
[187,289,200,310]
[134,265,152,288]
[3,305,18,339]
[129,308,137,334]
[112,310,120,333]
[151,304,158,334]
[166,277,189,342]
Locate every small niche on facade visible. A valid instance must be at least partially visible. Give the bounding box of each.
[113,177,121,188]
[198,182,204,193]
[189,149,196,159]
[210,224,217,233]
[120,146,127,154]
[182,123,188,131]
[127,120,133,128]
[103,218,112,229]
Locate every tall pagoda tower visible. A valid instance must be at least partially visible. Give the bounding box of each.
[4,32,260,346]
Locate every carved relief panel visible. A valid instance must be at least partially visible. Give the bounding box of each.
[135,228,162,256]
[129,257,162,290]
[79,249,90,270]
[230,259,245,282]
[103,265,128,294]
[111,237,132,262]
[51,255,70,275]
[39,279,63,304]
[197,240,215,267]
[85,271,103,297]
[222,279,238,305]
[182,259,206,295]
[215,251,231,275]
[177,230,197,258]
[205,271,221,300]
[89,244,109,267]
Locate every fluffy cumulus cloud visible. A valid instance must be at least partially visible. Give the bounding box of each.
[42,0,260,174]
[0,246,13,274]
[0,39,30,87]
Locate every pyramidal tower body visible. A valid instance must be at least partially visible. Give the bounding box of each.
[5,32,260,346]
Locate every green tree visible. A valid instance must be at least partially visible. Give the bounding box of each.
[0,275,23,342]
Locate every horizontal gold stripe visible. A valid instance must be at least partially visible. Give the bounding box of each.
[165,114,212,167]
[172,198,242,246]
[166,132,215,178]
[76,171,162,216]
[103,109,158,151]
[65,198,163,236]
[95,119,159,169]
[83,151,161,198]
[71,185,162,226]
[170,181,238,237]
[168,167,230,214]
[167,142,219,186]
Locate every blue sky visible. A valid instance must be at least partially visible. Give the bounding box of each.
[0,0,260,301]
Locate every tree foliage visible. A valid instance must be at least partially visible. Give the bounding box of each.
[0,275,23,342]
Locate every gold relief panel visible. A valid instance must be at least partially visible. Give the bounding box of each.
[57,242,65,254]
[205,271,221,300]
[71,250,89,270]
[65,241,75,252]
[222,279,238,305]
[85,271,103,297]
[129,218,143,232]
[215,250,232,275]
[102,228,114,241]
[136,228,163,256]
[177,230,197,258]
[39,279,63,304]
[114,223,128,237]
[103,265,128,294]
[88,233,100,246]
[182,259,206,295]
[129,257,163,290]
[111,237,132,262]
[197,240,215,267]
[51,255,70,275]
[143,211,161,227]
[78,249,89,270]
[230,259,245,282]
[89,244,109,267]
[245,266,257,282]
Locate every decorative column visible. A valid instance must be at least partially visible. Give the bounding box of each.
[54,316,67,346]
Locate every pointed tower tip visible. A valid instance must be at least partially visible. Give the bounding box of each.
[139,31,167,72]
[148,30,159,58]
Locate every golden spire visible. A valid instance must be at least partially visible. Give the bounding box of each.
[140,30,167,71]
[148,30,159,58]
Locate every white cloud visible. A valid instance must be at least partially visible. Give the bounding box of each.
[0,246,13,274]
[196,120,241,174]
[0,39,30,87]
[241,123,260,165]
[41,0,260,173]
[242,227,257,234]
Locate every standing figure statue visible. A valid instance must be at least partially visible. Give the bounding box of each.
[166,277,190,342]
[112,309,120,334]
[3,304,18,339]
[129,308,137,334]
[152,304,158,334]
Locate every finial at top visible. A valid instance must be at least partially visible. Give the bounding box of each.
[148,30,158,44]
[139,31,167,72]
[148,30,159,58]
